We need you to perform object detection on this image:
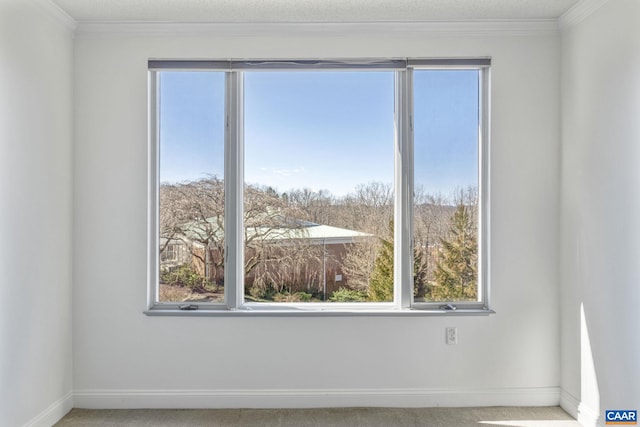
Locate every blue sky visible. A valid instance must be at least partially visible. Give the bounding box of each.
[159,69,478,199]
[244,71,394,196]
[159,72,225,183]
[414,70,479,197]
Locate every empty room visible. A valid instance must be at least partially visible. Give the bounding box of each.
[0,0,638,426]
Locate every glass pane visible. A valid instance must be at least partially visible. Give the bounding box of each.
[244,71,395,303]
[413,70,480,302]
[157,71,225,303]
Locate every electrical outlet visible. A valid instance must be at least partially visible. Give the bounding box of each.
[446,327,458,345]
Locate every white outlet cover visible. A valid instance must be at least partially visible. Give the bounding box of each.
[446,327,458,345]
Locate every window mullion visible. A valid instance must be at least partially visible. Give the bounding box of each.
[224,71,245,309]
[148,71,160,309]
[478,67,491,308]
[394,70,413,309]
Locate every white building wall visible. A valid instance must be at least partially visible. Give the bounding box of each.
[0,0,74,425]
[72,25,562,407]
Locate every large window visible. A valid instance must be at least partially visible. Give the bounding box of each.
[149,59,490,314]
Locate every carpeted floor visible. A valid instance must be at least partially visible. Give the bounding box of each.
[54,406,582,427]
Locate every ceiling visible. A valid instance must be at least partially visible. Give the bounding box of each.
[50,0,582,23]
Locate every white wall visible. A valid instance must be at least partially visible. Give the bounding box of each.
[0,0,74,425]
[560,1,640,425]
[73,25,562,407]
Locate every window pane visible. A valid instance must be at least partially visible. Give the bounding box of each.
[244,71,395,303]
[413,70,480,303]
[157,72,225,303]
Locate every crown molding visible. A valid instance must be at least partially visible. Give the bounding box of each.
[559,0,611,29]
[31,0,77,32]
[75,19,559,38]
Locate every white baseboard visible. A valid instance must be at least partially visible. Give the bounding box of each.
[560,389,602,427]
[24,392,73,427]
[74,386,560,409]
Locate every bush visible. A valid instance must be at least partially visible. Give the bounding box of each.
[248,285,275,301]
[160,264,208,291]
[329,288,368,302]
[272,291,313,302]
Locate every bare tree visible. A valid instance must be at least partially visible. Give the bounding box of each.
[244,184,307,277]
[161,178,438,301]
[159,177,225,289]
[334,182,394,294]
[336,181,393,235]
[342,239,377,292]
[412,186,453,298]
[248,241,325,297]
[285,188,335,225]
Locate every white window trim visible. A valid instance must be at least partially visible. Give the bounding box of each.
[146,58,493,317]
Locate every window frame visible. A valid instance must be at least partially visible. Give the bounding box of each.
[146,58,492,316]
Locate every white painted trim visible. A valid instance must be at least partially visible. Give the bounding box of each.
[394,69,413,309]
[73,387,560,409]
[75,20,558,38]
[23,392,73,427]
[559,0,611,30]
[30,0,77,32]
[560,389,580,420]
[559,389,602,427]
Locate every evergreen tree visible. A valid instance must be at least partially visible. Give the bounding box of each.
[368,231,394,302]
[368,220,428,302]
[430,203,478,301]
[413,243,428,297]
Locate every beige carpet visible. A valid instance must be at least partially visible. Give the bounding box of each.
[55,406,581,427]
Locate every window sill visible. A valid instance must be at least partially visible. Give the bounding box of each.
[144,306,495,317]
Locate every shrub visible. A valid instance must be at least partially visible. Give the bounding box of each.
[329,287,368,302]
[160,264,208,291]
[248,285,275,301]
[297,292,313,302]
[272,291,313,302]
